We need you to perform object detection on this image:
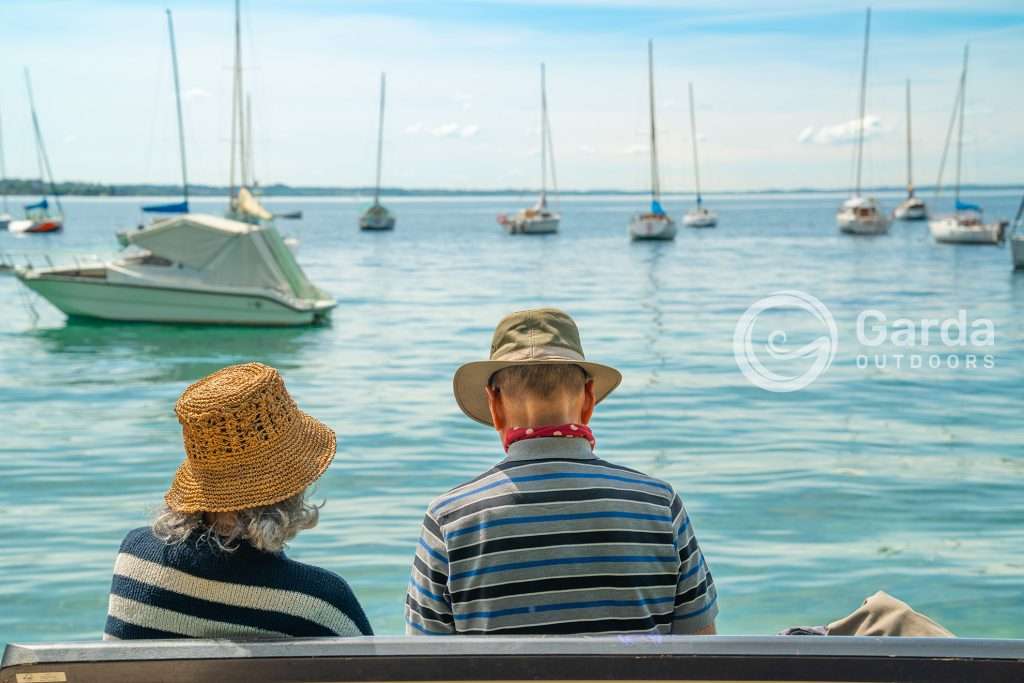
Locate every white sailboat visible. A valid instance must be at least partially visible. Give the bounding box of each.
[1010,194,1024,269]
[16,10,335,327]
[928,45,1006,246]
[360,73,396,231]
[0,103,10,231]
[836,8,889,236]
[223,0,273,228]
[499,63,559,235]
[8,69,64,235]
[682,82,717,228]
[893,79,927,221]
[629,40,676,241]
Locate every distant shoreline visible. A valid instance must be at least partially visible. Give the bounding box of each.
[1,178,1020,198]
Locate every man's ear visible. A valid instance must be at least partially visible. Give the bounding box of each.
[580,379,596,424]
[485,385,506,432]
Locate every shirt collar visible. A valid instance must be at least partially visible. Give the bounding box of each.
[504,437,596,462]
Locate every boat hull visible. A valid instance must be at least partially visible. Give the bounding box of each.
[1012,237,1024,269]
[629,216,676,241]
[17,273,332,326]
[929,217,1004,245]
[360,216,396,230]
[503,216,559,234]
[9,218,63,234]
[837,212,889,235]
[683,210,717,228]
[893,201,927,221]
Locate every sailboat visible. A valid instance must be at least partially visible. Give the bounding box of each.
[223,0,273,227]
[498,63,559,235]
[836,8,889,236]
[893,80,927,221]
[928,45,1006,245]
[682,82,717,228]
[0,103,10,230]
[18,9,335,326]
[1010,194,1024,269]
[629,40,676,241]
[360,73,396,231]
[8,69,63,234]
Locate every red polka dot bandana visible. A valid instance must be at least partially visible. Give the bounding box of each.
[503,423,595,453]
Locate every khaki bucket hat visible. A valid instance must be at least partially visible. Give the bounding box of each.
[165,362,336,513]
[453,308,622,426]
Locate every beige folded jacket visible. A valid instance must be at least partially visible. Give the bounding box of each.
[827,591,954,637]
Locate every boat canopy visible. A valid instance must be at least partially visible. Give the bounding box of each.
[955,199,982,213]
[121,213,326,301]
[25,198,48,211]
[651,199,666,216]
[143,200,190,214]
[841,196,879,209]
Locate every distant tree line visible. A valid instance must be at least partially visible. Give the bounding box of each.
[0,177,1018,198]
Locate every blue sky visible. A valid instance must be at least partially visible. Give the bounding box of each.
[1,0,1022,191]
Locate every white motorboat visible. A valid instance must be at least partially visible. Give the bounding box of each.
[500,63,559,235]
[629,41,675,241]
[17,214,335,326]
[835,8,889,236]
[893,80,927,221]
[682,82,717,228]
[838,196,889,235]
[8,70,64,234]
[361,72,397,231]
[928,45,1006,246]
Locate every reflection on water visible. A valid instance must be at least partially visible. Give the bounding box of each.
[1,193,1022,643]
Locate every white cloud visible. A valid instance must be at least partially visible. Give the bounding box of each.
[622,143,649,155]
[403,122,425,134]
[798,115,887,145]
[427,122,480,138]
[579,144,596,154]
[454,91,473,111]
[183,87,209,101]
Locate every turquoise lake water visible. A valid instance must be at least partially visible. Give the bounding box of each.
[1,191,1022,644]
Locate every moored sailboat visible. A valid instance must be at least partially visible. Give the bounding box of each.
[1010,194,1024,270]
[0,103,10,231]
[682,82,717,228]
[893,79,927,221]
[928,45,1005,246]
[629,40,675,241]
[360,73,396,231]
[8,69,64,235]
[499,63,559,235]
[836,8,889,236]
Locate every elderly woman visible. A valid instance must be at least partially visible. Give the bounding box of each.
[104,362,372,639]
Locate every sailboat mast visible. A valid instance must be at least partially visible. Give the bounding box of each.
[905,79,913,197]
[166,9,190,206]
[540,63,547,205]
[687,82,702,208]
[648,40,660,206]
[0,103,8,214]
[954,44,968,207]
[373,73,386,206]
[228,0,243,199]
[854,7,871,197]
[246,94,255,186]
[23,69,62,216]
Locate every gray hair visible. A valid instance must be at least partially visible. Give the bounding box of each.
[152,490,322,554]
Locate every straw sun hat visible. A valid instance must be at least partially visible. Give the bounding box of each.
[165,362,335,513]
[453,308,622,426]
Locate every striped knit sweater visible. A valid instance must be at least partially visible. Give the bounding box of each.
[405,437,718,635]
[104,527,372,639]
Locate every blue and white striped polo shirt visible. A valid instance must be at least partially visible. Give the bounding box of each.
[405,437,718,635]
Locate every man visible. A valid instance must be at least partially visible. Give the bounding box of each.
[405,308,717,635]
